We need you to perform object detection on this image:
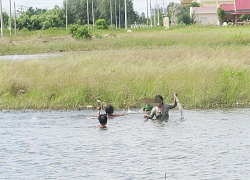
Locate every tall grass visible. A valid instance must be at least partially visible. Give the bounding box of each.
[0,26,249,109]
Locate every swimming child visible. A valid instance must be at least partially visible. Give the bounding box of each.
[97,104,125,128]
[97,106,107,128]
[104,105,125,118]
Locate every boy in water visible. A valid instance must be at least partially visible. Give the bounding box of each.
[104,105,125,118]
[97,104,125,128]
[97,106,107,128]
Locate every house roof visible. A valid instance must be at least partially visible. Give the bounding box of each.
[220,4,234,12]
[235,0,250,11]
[220,0,250,13]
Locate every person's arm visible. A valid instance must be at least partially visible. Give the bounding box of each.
[168,93,177,109]
[112,110,125,117]
[144,107,156,119]
[118,110,125,116]
[97,106,101,117]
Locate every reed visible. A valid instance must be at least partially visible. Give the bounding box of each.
[0,26,249,109]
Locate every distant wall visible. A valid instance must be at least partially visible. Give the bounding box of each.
[191,7,219,25]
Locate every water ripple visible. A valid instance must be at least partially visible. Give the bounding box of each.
[0,109,250,179]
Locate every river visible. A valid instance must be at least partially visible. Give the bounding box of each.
[0,108,249,180]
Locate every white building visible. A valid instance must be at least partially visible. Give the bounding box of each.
[190,6,219,25]
[193,0,234,7]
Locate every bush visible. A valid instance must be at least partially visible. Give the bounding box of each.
[95,19,108,30]
[68,24,79,35]
[72,25,92,40]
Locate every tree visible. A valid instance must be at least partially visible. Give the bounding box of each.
[0,12,9,28]
[217,8,225,26]
[63,0,137,28]
[167,2,182,25]
[190,2,200,7]
[177,2,199,25]
[16,6,65,30]
[136,12,147,24]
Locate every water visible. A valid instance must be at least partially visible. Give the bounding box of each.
[0,109,250,180]
[0,53,61,61]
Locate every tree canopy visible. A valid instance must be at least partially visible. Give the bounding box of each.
[1,1,198,31]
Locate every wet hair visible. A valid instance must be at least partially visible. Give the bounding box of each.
[105,105,114,115]
[98,114,107,125]
[155,95,164,105]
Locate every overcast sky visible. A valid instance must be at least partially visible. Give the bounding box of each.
[2,0,180,14]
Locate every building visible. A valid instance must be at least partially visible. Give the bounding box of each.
[190,6,218,25]
[194,0,234,7]
[220,0,250,24]
[190,0,250,25]
[180,0,193,6]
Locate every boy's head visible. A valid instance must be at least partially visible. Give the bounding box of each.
[98,114,107,125]
[105,105,114,115]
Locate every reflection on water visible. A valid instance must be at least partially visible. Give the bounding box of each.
[0,109,250,179]
[0,53,61,61]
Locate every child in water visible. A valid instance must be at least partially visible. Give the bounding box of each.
[97,108,107,128]
[97,104,125,128]
[104,105,125,118]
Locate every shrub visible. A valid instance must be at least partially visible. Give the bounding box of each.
[70,25,92,40]
[68,24,79,35]
[95,19,108,30]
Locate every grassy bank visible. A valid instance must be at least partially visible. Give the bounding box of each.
[0,26,249,110]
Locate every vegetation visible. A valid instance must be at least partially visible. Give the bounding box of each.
[69,25,92,40]
[1,0,137,31]
[0,26,249,110]
[178,2,199,25]
[238,14,250,22]
[1,1,203,34]
[217,8,226,26]
[95,19,108,30]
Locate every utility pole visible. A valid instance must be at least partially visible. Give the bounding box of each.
[150,0,152,27]
[14,1,16,35]
[124,0,127,29]
[92,0,94,30]
[0,0,4,37]
[66,0,68,30]
[147,0,149,27]
[110,0,112,27]
[157,2,160,26]
[154,2,156,26]
[87,0,89,29]
[119,0,120,28]
[115,0,117,29]
[9,0,12,36]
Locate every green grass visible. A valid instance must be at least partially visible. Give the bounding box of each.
[0,25,249,110]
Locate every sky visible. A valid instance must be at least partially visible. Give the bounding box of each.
[2,0,180,14]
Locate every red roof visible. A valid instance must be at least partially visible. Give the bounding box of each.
[235,0,250,11]
[220,0,250,12]
[220,4,234,11]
